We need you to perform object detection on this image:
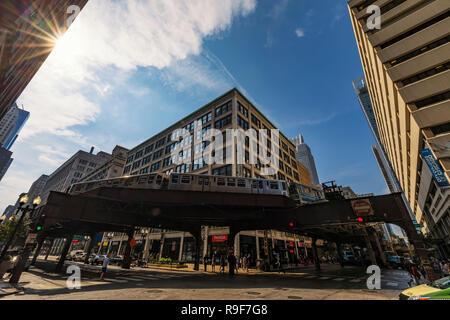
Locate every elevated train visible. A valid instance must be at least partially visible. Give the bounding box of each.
[68,172,325,205]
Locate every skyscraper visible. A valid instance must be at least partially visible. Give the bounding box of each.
[348,0,450,256]
[0,0,89,120]
[0,103,30,150]
[291,134,320,186]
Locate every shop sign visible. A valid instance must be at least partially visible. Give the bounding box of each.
[212,235,228,243]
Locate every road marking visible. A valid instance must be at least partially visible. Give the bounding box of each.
[116,277,141,282]
[319,277,331,280]
[304,275,317,279]
[386,282,398,287]
[350,279,362,282]
[105,278,128,283]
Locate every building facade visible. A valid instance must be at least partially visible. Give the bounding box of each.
[79,146,129,183]
[291,134,321,186]
[41,148,111,203]
[348,0,450,257]
[94,89,320,265]
[26,174,49,203]
[0,103,29,150]
[0,0,89,120]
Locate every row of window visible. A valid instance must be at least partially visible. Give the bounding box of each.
[237,115,249,130]
[237,102,248,118]
[215,101,232,117]
[215,115,232,129]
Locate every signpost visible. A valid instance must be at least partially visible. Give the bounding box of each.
[351,199,374,216]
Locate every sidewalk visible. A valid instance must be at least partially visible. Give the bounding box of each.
[0,279,22,297]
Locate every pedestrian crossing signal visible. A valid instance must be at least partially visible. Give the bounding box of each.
[289,222,294,227]
[357,217,364,223]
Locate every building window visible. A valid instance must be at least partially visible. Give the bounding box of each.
[150,161,161,172]
[215,101,232,117]
[212,165,232,176]
[277,172,286,181]
[135,150,144,159]
[251,114,261,128]
[214,115,232,129]
[153,149,164,160]
[237,116,249,130]
[126,155,134,164]
[198,112,212,125]
[132,160,141,170]
[142,155,151,165]
[163,156,173,168]
[237,102,248,118]
[139,167,149,174]
[144,144,154,154]
[123,165,131,174]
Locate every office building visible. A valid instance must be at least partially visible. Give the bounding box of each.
[348,0,450,257]
[101,89,318,265]
[41,147,111,203]
[0,147,13,182]
[79,146,129,182]
[0,103,30,150]
[0,0,89,120]
[291,134,321,186]
[26,174,49,204]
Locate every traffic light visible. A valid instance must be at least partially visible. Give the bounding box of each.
[289,222,294,227]
[357,217,364,223]
[33,214,46,232]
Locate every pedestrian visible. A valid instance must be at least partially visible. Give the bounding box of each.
[211,252,216,272]
[99,254,110,280]
[203,254,208,272]
[228,253,236,276]
[235,255,239,274]
[411,263,421,285]
[242,255,248,273]
[220,255,226,274]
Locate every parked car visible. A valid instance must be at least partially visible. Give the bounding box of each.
[110,255,123,265]
[89,254,106,265]
[66,250,84,261]
[73,252,87,262]
[400,276,450,300]
[341,250,357,265]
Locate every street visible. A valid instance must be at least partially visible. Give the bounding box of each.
[1,259,411,300]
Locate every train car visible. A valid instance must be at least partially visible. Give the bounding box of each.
[167,173,288,196]
[288,182,325,204]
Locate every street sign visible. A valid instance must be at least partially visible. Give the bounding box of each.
[129,238,136,248]
[212,235,228,243]
[351,199,374,216]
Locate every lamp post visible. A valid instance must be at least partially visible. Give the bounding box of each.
[0,195,41,262]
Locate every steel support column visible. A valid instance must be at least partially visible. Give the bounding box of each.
[45,238,54,260]
[30,237,45,266]
[192,229,201,271]
[121,229,134,269]
[370,230,387,266]
[55,236,73,273]
[362,227,377,266]
[311,237,321,271]
[336,242,345,268]
[84,232,96,264]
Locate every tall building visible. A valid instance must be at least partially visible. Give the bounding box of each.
[0,103,30,150]
[0,103,29,182]
[353,77,401,193]
[80,146,129,182]
[348,0,450,257]
[0,0,89,120]
[26,174,49,203]
[101,89,317,265]
[1,205,16,224]
[41,148,111,203]
[291,134,320,186]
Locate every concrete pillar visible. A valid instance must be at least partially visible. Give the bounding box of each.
[255,232,260,260]
[192,229,201,271]
[203,226,209,257]
[178,233,185,262]
[30,237,45,266]
[84,233,96,264]
[311,237,321,271]
[228,226,237,276]
[294,235,299,260]
[142,231,152,261]
[55,236,73,273]
[234,232,240,258]
[158,234,165,260]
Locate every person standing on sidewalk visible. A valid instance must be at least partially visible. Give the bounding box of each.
[211,252,216,272]
[220,255,226,274]
[203,255,208,272]
[99,254,110,281]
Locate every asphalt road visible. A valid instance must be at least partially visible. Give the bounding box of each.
[2,259,412,300]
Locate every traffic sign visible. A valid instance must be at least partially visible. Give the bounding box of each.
[351,199,374,216]
[129,238,136,248]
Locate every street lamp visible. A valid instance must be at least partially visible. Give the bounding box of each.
[0,194,42,262]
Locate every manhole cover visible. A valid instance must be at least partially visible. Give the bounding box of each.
[288,296,303,300]
[247,292,261,295]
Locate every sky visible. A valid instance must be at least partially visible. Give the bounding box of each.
[0,0,389,212]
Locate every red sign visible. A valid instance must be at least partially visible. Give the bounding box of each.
[351,199,374,216]
[129,238,136,248]
[298,242,304,247]
[288,241,294,247]
[212,235,228,243]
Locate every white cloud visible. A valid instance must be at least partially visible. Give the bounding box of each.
[2,0,257,212]
[295,28,305,38]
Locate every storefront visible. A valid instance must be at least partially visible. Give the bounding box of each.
[181,237,200,263]
[240,235,257,267]
[208,235,229,264]
[162,237,181,261]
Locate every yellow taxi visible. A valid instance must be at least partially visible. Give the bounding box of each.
[399,276,450,300]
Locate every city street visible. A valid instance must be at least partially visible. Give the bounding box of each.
[1,259,411,300]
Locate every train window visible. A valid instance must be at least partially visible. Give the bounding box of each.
[181,175,191,184]
[171,175,179,183]
[74,185,81,192]
[304,187,311,194]
[156,175,163,185]
[217,178,226,186]
[198,177,203,185]
[204,177,210,185]
[227,178,236,186]
[138,176,147,184]
[270,182,279,190]
[124,178,135,186]
[281,182,287,191]
[258,181,263,189]
[237,179,246,187]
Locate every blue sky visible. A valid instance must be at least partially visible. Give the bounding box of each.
[0,0,388,211]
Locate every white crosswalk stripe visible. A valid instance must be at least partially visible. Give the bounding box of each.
[319,277,331,280]
[117,277,141,282]
[350,279,363,282]
[386,282,398,287]
[105,278,128,283]
[332,278,346,281]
